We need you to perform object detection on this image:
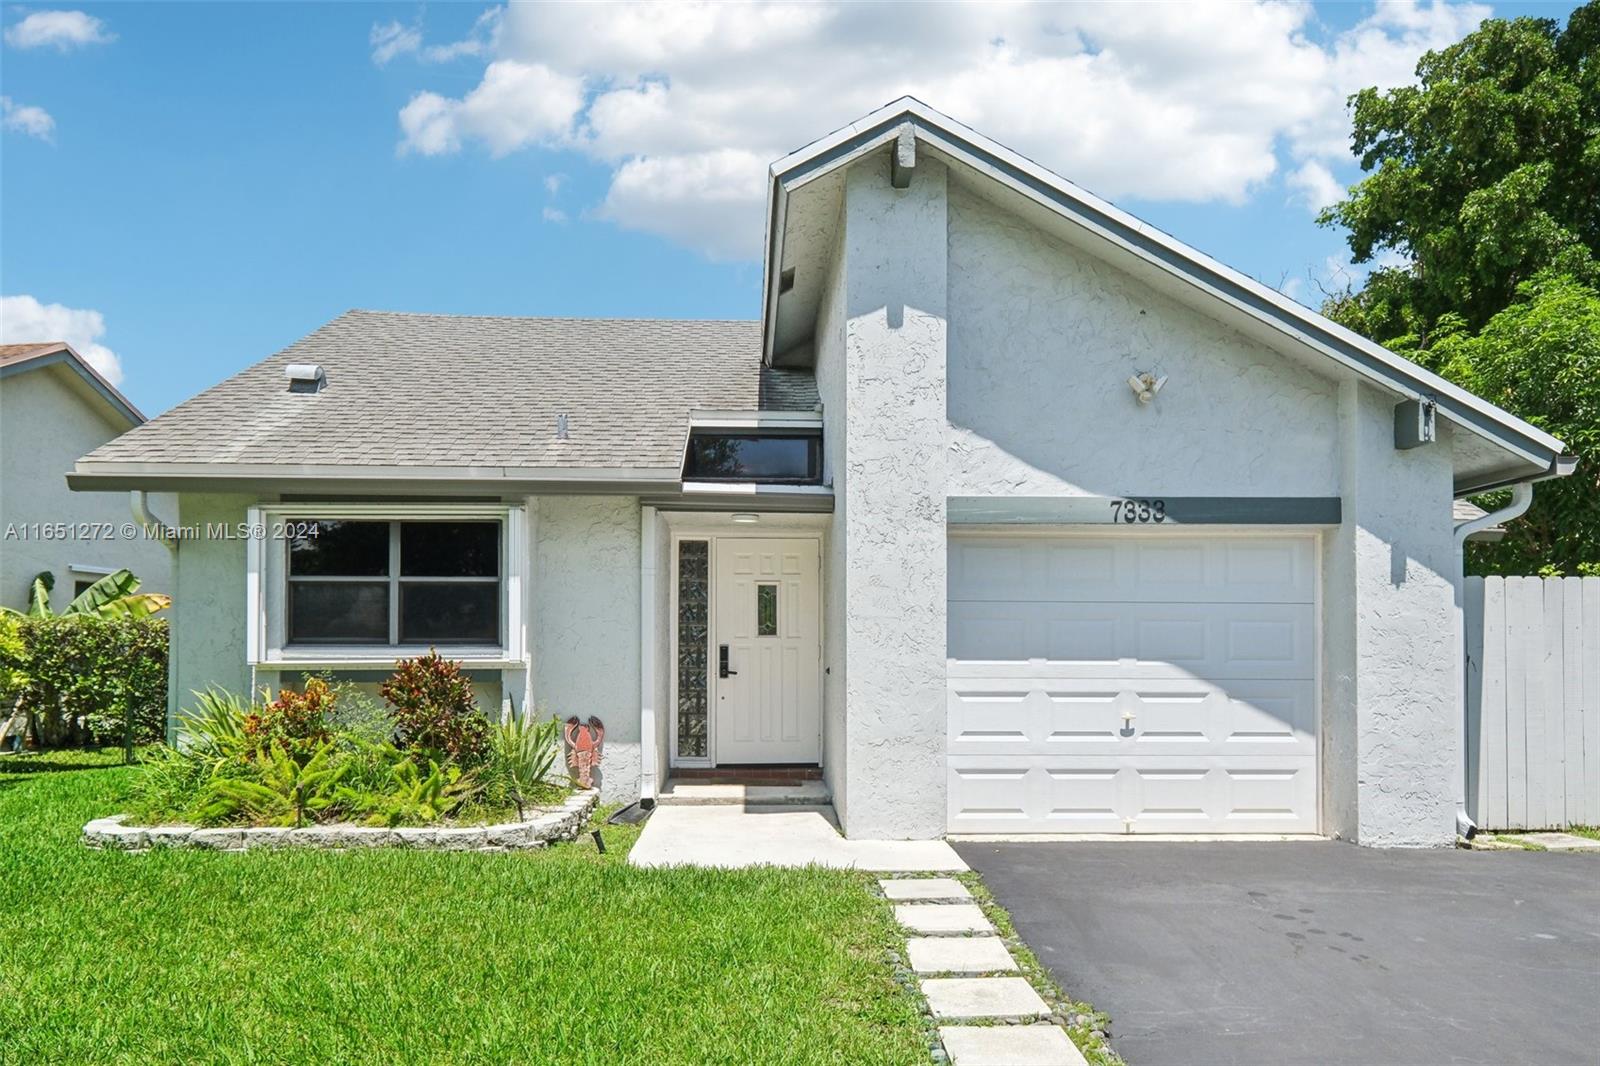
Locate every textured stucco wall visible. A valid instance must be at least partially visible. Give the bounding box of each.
[0,366,173,610]
[651,509,671,797]
[532,495,641,802]
[171,493,253,728]
[1322,381,1458,846]
[946,184,1340,497]
[833,153,949,839]
[813,212,851,827]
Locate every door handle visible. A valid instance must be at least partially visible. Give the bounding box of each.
[719,644,737,678]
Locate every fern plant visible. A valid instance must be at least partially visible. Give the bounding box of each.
[200,740,349,827]
[337,752,478,827]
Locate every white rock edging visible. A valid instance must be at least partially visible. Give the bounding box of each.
[82,790,598,853]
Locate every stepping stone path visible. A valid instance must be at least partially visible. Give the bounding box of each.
[880,878,1088,1066]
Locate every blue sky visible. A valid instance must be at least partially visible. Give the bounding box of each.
[0,1,1583,415]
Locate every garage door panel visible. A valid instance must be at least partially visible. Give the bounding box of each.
[947,533,1319,835]
[950,602,1313,679]
[950,536,1313,604]
[949,678,1315,758]
[948,756,1316,834]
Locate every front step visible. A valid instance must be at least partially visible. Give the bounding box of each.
[657,779,831,806]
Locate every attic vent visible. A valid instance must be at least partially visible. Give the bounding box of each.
[285,363,327,394]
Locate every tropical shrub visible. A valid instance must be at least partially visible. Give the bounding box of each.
[483,713,564,818]
[4,614,167,748]
[245,677,336,756]
[2,568,170,621]
[380,651,490,766]
[127,655,567,828]
[177,687,255,760]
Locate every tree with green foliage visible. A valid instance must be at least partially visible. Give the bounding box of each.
[1,569,170,620]
[1432,275,1600,573]
[1319,4,1599,348]
[1318,3,1600,574]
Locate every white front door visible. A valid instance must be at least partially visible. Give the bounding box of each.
[713,537,821,764]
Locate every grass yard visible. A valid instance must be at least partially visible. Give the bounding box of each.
[0,750,930,1065]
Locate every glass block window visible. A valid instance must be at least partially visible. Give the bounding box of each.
[676,540,710,758]
[757,583,778,637]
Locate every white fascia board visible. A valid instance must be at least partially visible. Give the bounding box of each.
[71,461,680,481]
[679,482,833,497]
[688,409,823,430]
[67,564,119,576]
[759,96,1570,472]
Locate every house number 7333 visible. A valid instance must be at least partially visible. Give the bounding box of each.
[1109,498,1166,523]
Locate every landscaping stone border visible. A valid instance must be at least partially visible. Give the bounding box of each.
[82,790,598,853]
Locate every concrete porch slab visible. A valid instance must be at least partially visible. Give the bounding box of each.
[628,805,967,871]
[656,780,832,806]
[939,1025,1086,1065]
[921,976,1049,1019]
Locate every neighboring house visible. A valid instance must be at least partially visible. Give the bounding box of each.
[0,341,173,609]
[67,100,1574,847]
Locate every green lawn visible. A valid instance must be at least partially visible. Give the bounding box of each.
[0,750,930,1065]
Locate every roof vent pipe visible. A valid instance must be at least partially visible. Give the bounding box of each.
[1453,482,1534,840]
[285,363,327,393]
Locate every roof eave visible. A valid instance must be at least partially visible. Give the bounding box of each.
[0,344,145,426]
[757,97,1571,475]
[67,461,684,496]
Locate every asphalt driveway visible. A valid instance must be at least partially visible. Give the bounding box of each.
[954,841,1599,1066]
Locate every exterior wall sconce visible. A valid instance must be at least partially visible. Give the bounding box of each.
[1127,371,1168,405]
[730,513,760,524]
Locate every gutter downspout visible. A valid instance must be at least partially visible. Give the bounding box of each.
[131,491,180,739]
[1452,482,1533,839]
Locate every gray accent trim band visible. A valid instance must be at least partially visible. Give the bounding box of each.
[949,496,1341,526]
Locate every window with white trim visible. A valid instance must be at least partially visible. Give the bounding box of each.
[285,519,501,646]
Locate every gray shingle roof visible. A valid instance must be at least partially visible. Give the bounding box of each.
[83,311,817,473]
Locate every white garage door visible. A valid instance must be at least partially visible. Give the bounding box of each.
[947,534,1318,834]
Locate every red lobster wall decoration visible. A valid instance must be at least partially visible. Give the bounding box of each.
[564,716,605,789]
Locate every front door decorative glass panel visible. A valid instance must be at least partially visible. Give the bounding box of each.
[676,540,710,759]
[756,583,778,637]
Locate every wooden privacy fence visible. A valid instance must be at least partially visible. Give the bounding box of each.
[1465,575,1600,831]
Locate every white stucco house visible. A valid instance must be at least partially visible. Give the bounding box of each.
[1,341,173,609]
[67,101,1574,847]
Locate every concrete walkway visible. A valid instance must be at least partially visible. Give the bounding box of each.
[628,804,967,871]
[883,877,1086,1065]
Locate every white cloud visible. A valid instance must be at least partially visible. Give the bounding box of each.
[1,96,55,141]
[399,60,583,157]
[541,206,567,223]
[371,9,497,66]
[0,295,124,384]
[393,0,1489,259]
[1287,160,1346,213]
[544,173,566,196]
[4,9,114,51]
[370,20,421,66]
